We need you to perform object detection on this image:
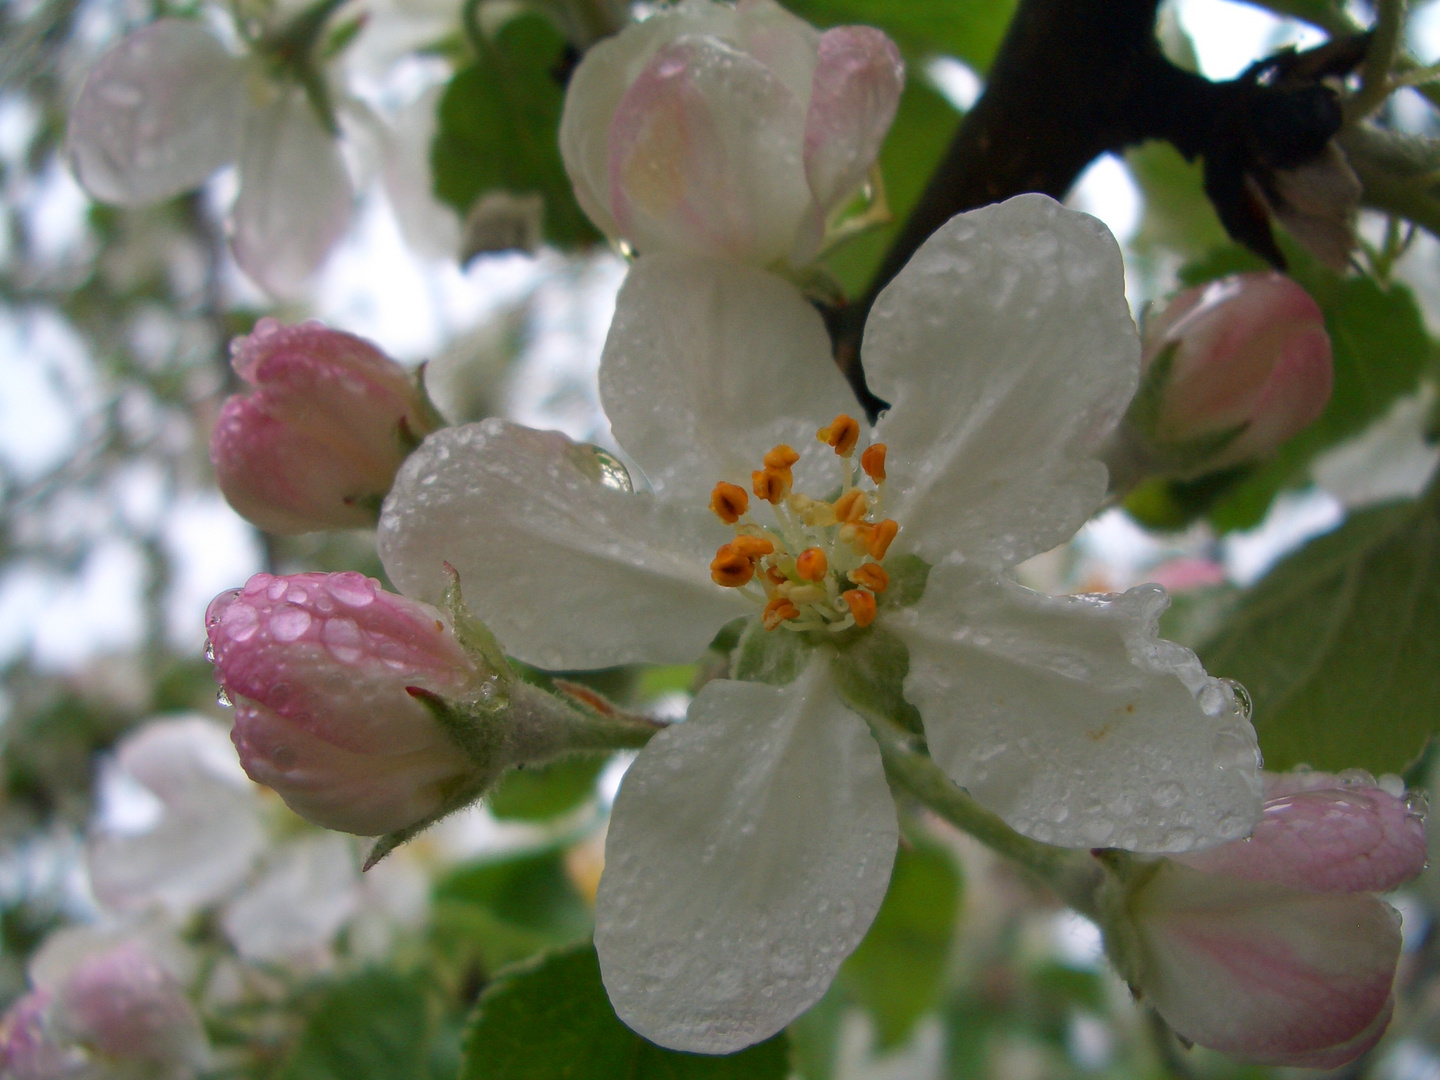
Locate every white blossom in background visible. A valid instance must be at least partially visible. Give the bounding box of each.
[379,195,1263,1052]
[67,17,357,297]
[559,0,904,268]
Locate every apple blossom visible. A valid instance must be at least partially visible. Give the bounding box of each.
[559,0,904,267]
[67,17,355,297]
[88,715,266,917]
[206,571,486,835]
[0,941,208,1080]
[378,194,1263,1052]
[1102,771,1427,1068]
[210,319,441,535]
[1119,272,1332,479]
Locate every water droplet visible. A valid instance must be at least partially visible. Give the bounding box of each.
[269,605,312,642]
[1338,767,1377,788]
[216,686,233,707]
[1219,678,1253,720]
[1405,790,1430,820]
[203,639,215,663]
[1153,782,1183,808]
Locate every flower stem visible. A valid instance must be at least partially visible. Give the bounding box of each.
[861,713,1103,917]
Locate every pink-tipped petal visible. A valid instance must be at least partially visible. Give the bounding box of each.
[54,944,208,1068]
[608,37,811,263]
[1177,783,1427,895]
[802,27,904,214]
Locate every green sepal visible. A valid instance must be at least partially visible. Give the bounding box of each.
[441,568,513,708]
[731,617,811,686]
[879,553,930,610]
[828,626,924,735]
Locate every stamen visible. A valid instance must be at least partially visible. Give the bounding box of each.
[710,481,749,523]
[849,563,889,592]
[796,547,828,582]
[752,468,790,504]
[730,535,774,560]
[860,443,887,483]
[817,414,861,456]
[762,596,800,630]
[790,493,837,527]
[832,489,868,524]
[842,589,878,627]
[866,519,899,560]
[710,545,755,587]
[782,583,827,606]
[764,565,788,587]
[763,444,801,469]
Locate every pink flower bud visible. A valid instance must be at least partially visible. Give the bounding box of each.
[210,319,439,535]
[1138,273,1332,472]
[206,571,481,834]
[1118,772,1425,1068]
[560,0,903,266]
[0,943,208,1078]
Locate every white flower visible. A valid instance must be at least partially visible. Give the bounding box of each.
[377,194,1263,1052]
[67,18,355,298]
[559,0,904,267]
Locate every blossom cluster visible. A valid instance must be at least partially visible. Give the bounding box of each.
[53,0,1406,1070]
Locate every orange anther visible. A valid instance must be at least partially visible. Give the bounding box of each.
[763,444,800,470]
[860,443,887,482]
[832,489,868,524]
[762,596,801,631]
[795,547,828,581]
[843,589,878,627]
[764,565,788,587]
[710,481,749,523]
[849,563,890,592]
[710,546,755,587]
[752,468,790,504]
[730,535,774,560]
[866,519,899,560]
[818,414,861,456]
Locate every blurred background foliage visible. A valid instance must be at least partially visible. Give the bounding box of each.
[3,0,1440,1075]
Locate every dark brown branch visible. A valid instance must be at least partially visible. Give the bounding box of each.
[831,0,1365,415]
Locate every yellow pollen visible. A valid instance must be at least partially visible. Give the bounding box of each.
[849,563,889,592]
[789,493,837,527]
[752,468,790,504]
[843,589,878,627]
[832,489,868,524]
[796,547,828,581]
[860,443,887,482]
[710,545,755,587]
[710,481,749,523]
[763,444,801,469]
[730,535,774,560]
[867,519,899,560]
[817,414,861,456]
[763,596,800,630]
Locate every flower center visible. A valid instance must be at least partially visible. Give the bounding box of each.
[708,414,899,634]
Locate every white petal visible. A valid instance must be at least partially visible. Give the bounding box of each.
[596,654,897,1052]
[802,27,904,214]
[890,560,1262,853]
[378,419,748,670]
[232,88,353,299]
[87,717,266,916]
[868,194,1139,567]
[221,835,359,962]
[66,19,244,205]
[559,3,739,241]
[735,0,822,109]
[600,254,856,500]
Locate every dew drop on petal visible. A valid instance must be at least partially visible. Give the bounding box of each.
[216,686,233,707]
[1219,677,1253,720]
[203,639,215,663]
[269,605,312,642]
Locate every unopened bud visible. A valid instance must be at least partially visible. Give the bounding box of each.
[1122,273,1332,479]
[210,319,442,535]
[560,0,903,267]
[206,571,486,835]
[0,942,208,1078]
[1099,771,1424,1069]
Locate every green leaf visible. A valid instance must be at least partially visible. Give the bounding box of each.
[1125,142,1228,260]
[838,837,961,1047]
[280,971,430,1080]
[821,81,958,299]
[1200,497,1440,774]
[431,14,600,249]
[488,755,607,821]
[432,847,593,971]
[780,0,1015,72]
[461,944,791,1079]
